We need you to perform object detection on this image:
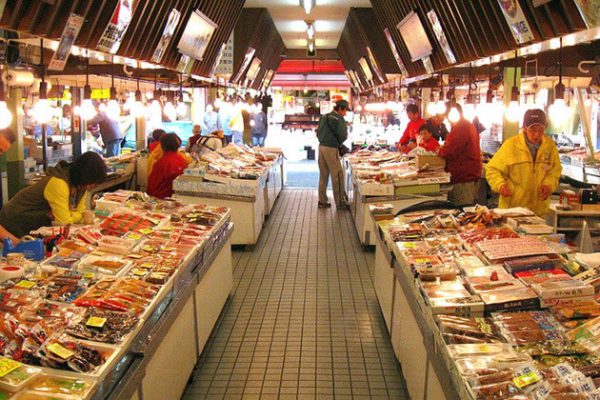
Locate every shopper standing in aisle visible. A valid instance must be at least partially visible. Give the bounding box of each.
[218,102,233,144]
[0,152,107,238]
[201,104,220,135]
[317,99,349,209]
[486,109,561,217]
[396,104,426,153]
[437,104,482,206]
[251,109,268,147]
[87,106,123,157]
[229,100,245,145]
[147,133,190,199]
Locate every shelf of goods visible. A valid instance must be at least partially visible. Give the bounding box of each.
[560,149,600,186]
[547,204,600,251]
[173,146,284,246]
[344,150,449,246]
[371,205,600,400]
[0,190,234,400]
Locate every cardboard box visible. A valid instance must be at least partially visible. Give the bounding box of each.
[416,154,446,170]
[358,182,394,196]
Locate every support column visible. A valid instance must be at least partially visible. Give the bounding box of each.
[71,86,82,158]
[135,116,146,151]
[502,67,521,142]
[6,87,24,199]
[576,88,595,161]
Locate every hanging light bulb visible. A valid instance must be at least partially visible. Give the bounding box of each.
[106,99,120,120]
[176,101,187,116]
[147,99,162,117]
[80,99,96,121]
[463,103,476,122]
[34,79,53,124]
[164,101,176,121]
[131,78,145,118]
[213,97,222,109]
[504,51,521,123]
[0,78,13,129]
[549,38,569,126]
[434,101,447,115]
[426,101,437,116]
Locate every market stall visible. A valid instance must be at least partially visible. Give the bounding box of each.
[174,145,284,245]
[0,190,233,400]
[345,150,449,246]
[370,204,600,400]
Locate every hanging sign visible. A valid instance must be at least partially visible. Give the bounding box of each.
[152,9,181,63]
[573,0,600,28]
[496,0,535,44]
[176,54,195,74]
[383,28,409,76]
[358,57,374,84]
[245,58,262,86]
[0,1,7,21]
[48,13,84,71]
[97,0,137,53]
[211,33,234,77]
[232,47,256,84]
[177,10,217,61]
[366,47,385,84]
[427,10,456,64]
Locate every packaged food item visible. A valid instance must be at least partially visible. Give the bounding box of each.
[420,281,471,300]
[553,302,600,321]
[455,353,533,376]
[447,343,514,359]
[0,362,40,392]
[479,287,540,314]
[429,295,485,317]
[516,268,570,285]
[25,374,95,398]
[478,238,557,262]
[66,308,139,344]
[96,236,137,255]
[37,334,108,373]
[44,271,97,304]
[78,255,131,276]
[459,227,519,245]
[437,315,504,344]
[519,340,589,357]
[469,365,543,400]
[493,311,565,345]
[416,263,458,282]
[74,278,159,315]
[58,240,94,254]
[470,279,526,294]
[42,250,86,270]
[566,317,600,342]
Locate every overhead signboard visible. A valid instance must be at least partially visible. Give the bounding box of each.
[211,33,234,77]
[573,0,600,28]
[366,46,385,84]
[397,11,433,62]
[176,54,195,74]
[427,9,456,64]
[97,0,137,53]
[152,9,181,63]
[245,58,262,86]
[232,47,256,84]
[496,0,535,44]
[177,10,217,61]
[383,28,409,76]
[358,57,374,83]
[48,13,84,71]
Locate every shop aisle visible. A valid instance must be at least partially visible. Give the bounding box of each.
[183,189,408,400]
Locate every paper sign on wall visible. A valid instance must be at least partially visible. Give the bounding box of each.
[427,9,456,64]
[573,0,600,28]
[97,0,137,53]
[496,0,535,44]
[48,13,84,71]
[152,9,181,63]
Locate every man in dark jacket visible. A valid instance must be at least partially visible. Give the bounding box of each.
[88,108,123,157]
[425,114,449,141]
[317,99,350,209]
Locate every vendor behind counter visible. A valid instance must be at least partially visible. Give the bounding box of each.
[0,152,107,238]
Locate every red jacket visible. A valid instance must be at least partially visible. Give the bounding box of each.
[398,118,426,147]
[438,119,482,183]
[419,137,440,152]
[147,151,189,199]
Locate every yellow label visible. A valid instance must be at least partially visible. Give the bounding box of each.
[139,228,154,235]
[128,254,143,259]
[0,357,22,378]
[513,371,540,389]
[126,233,143,240]
[132,269,146,277]
[140,263,154,269]
[15,280,36,289]
[47,343,74,360]
[86,316,107,328]
[402,243,417,248]
[83,272,95,279]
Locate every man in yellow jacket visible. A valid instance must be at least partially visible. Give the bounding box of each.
[486,109,562,216]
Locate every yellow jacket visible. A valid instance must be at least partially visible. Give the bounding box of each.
[147,143,192,176]
[486,133,562,216]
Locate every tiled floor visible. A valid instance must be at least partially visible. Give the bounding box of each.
[183,189,408,399]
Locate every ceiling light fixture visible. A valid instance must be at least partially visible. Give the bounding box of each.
[132,77,145,118]
[300,0,316,15]
[80,50,97,121]
[306,21,315,39]
[549,37,569,126]
[505,50,521,123]
[106,56,121,120]
[34,38,53,125]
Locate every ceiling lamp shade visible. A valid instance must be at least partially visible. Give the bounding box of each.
[300,0,315,14]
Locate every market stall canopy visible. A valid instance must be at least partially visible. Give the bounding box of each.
[0,0,245,81]
[231,8,286,90]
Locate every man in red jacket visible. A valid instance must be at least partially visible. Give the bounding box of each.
[396,104,426,153]
[437,104,482,206]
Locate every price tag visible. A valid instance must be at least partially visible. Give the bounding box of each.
[15,280,37,289]
[0,357,22,378]
[513,371,540,389]
[83,272,95,279]
[132,269,147,277]
[128,254,143,260]
[141,263,154,269]
[47,343,74,360]
[139,228,153,235]
[127,233,143,240]
[86,316,107,328]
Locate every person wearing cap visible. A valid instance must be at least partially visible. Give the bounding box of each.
[396,104,427,153]
[486,109,561,216]
[437,103,482,206]
[316,99,350,209]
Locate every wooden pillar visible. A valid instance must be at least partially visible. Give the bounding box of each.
[135,116,146,151]
[576,87,595,161]
[6,87,24,198]
[71,86,82,158]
